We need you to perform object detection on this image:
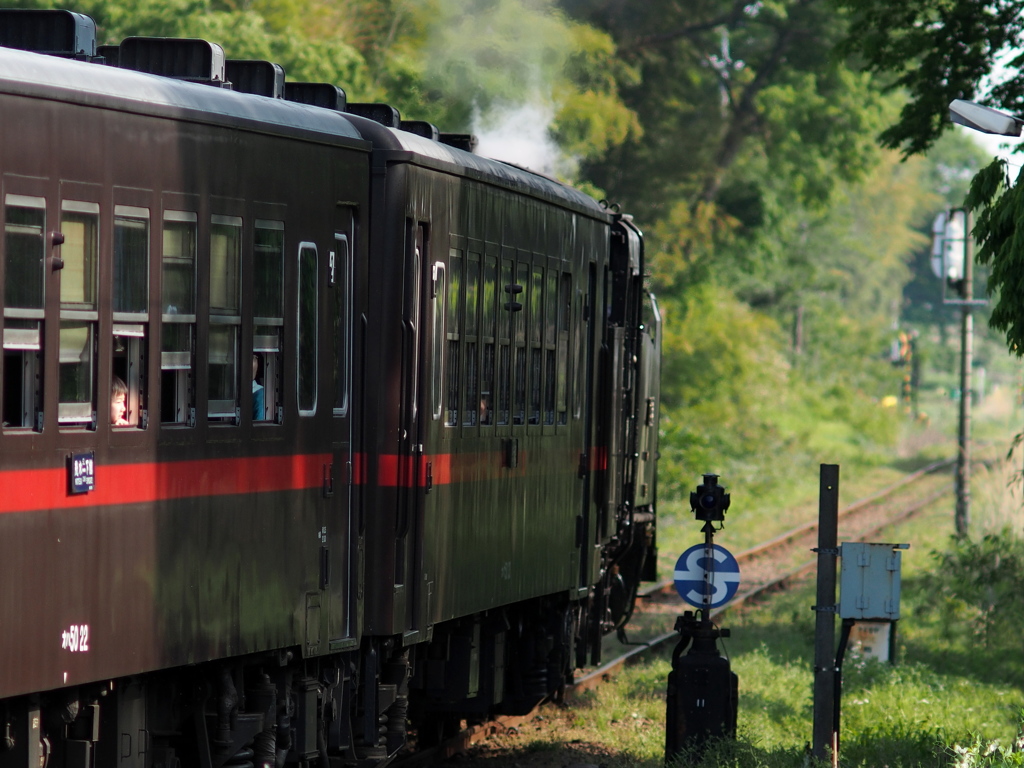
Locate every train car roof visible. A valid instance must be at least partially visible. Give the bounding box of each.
[0,46,366,149]
[348,115,609,219]
[0,46,608,218]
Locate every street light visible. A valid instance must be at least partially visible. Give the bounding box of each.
[949,99,1024,136]
[942,97,1007,537]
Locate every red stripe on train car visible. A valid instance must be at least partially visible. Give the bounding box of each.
[0,453,331,515]
[590,446,608,472]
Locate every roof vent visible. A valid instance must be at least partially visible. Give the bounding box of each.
[95,43,119,66]
[284,82,347,112]
[118,37,227,86]
[440,133,478,153]
[400,120,440,141]
[226,60,285,98]
[347,103,401,129]
[0,9,96,59]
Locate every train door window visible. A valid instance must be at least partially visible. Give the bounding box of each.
[161,211,196,426]
[3,196,46,431]
[254,221,284,423]
[297,242,318,416]
[58,201,99,428]
[430,261,446,420]
[112,207,150,429]
[513,260,528,426]
[528,264,543,426]
[480,254,496,426]
[557,272,570,425]
[332,231,351,417]
[445,250,462,427]
[497,257,513,426]
[462,255,479,427]
[544,269,557,425]
[209,215,242,423]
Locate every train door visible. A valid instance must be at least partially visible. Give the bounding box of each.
[327,209,356,647]
[395,220,429,642]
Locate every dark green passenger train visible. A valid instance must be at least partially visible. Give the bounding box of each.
[0,10,661,767]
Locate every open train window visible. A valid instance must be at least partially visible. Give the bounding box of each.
[58,201,99,428]
[161,211,196,426]
[112,206,149,429]
[297,242,318,416]
[3,196,46,431]
[209,215,242,423]
[430,262,446,421]
[254,221,284,423]
[445,251,462,427]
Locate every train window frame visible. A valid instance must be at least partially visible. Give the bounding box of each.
[527,262,543,427]
[160,210,197,428]
[497,255,513,428]
[462,253,479,428]
[3,194,46,433]
[112,205,150,431]
[254,219,285,424]
[331,231,351,418]
[480,253,497,428]
[208,214,243,424]
[557,271,571,426]
[430,261,446,421]
[58,200,100,429]
[512,259,529,427]
[444,250,462,428]
[296,241,319,417]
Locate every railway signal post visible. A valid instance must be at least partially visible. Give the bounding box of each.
[665,474,739,763]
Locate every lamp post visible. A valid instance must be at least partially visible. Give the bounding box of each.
[931,208,973,538]
[937,98,1011,536]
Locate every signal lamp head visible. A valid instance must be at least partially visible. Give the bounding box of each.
[690,473,730,522]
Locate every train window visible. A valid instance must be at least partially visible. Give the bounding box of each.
[430,261,446,421]
[331,232,350,417]
[297,242,318,416]
[161,211,197,426]
[497,257,512,426]
[480,255,496,426]
[557,273,570,425]
[3,196,46,431]
[58,321,95,426]
[255,221,284,423]
[4,197,46,310]
[113,208,149,314]
[529,265,543,426]
[59,201,99,427]
[209,215,242,422]
[513,261,528,426]
[113,207,150,430]
[445,251,462,427]
[462,257,479,427]
[544,269,557,425]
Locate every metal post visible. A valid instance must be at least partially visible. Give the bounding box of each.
[955,212,973,538]
[812,464,840,764]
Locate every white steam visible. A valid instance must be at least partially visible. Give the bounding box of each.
[472,101,566,177]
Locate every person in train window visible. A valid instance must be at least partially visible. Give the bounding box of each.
[252,354,264,421]
[111,376,129,426]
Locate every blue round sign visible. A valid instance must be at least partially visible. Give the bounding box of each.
[673,543,741,609]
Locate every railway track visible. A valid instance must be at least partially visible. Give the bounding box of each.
[396,458,958,765]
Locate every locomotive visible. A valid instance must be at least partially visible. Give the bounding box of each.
[0,9,661,768]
